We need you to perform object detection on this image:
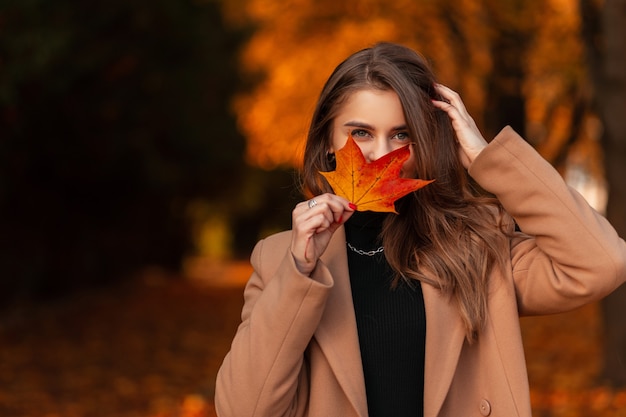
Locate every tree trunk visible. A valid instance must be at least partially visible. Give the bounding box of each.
[580,0,626,387]
[483,2,530,139]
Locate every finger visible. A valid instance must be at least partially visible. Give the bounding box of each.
[320,195,355,223]
[291,198,349,251]
[434,84,461,104]
[304,203,337,229]
[293,210,329,238]
[431,96,476,131]
[291,216,328,259]
[431,99,464,127]
[291,194,356,275]
[433,84,472,118]
[297,194,354,223]
[293,199,338,235]
[291,214,331,270]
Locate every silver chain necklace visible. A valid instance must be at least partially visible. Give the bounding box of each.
[347,242,384,256]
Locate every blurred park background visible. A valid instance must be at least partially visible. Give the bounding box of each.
[1,0,625,416]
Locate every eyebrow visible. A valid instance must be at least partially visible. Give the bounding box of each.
[343,121,408,131]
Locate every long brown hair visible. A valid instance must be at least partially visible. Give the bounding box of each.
[302,42,508,342]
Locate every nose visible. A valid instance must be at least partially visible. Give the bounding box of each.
[365,138,394,162]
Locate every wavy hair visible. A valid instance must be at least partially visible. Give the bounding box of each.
[301,42,509,342]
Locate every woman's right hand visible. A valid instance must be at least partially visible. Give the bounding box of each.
[290,193,355,275]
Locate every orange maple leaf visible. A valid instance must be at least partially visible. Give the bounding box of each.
[320,135,434,213]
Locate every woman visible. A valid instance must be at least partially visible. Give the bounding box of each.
[215,42,626,417]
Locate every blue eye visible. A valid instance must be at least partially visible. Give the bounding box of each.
[393,132,410,141]
[351,129,371,138]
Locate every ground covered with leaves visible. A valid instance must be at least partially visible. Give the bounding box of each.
[0,263,624,417]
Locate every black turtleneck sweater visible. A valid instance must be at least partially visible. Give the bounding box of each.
[344,211,426,417]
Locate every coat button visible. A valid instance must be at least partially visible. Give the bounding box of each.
[479,398,491,416]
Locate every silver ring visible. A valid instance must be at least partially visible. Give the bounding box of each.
[308,199,318,209]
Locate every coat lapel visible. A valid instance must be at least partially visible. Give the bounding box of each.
[313,227,466,417]
[422,282,466,417]
[314,227,368,417]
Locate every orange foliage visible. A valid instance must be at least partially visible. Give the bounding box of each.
[525,0,586,147]
[223,0,599,185]
[222,0,498,169]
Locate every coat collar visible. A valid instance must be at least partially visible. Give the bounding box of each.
[314,226,368,416]
[422,279,466,417]
[314,226,466,417]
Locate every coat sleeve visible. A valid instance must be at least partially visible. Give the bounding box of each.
[469,126,626,315]
[214,233,335,416]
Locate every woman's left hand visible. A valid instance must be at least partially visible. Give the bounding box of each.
[431,84,488,169]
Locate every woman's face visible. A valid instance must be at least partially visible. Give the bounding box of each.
[330,88,417,178]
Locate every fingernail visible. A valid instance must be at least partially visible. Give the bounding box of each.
[337,215,343,224]
[349,203,357,210]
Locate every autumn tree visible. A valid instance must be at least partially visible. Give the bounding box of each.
[580,0,626,387]
[224,0,590,171]
[223,0,497,169]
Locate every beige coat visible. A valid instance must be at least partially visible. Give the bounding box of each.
[215,127,626,417]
